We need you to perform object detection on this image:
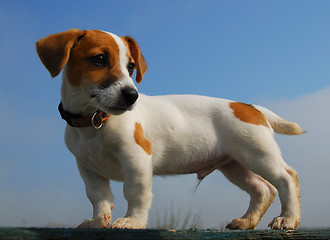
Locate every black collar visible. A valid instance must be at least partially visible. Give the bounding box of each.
[58,102,110,129]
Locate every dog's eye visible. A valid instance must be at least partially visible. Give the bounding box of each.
[90,54,106,67]
[127,62,135,76]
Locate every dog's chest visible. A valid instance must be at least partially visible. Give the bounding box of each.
[65,127,124,180]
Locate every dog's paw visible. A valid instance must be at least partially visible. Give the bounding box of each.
[111,217,146,229]
[77,213,111,228]
[226,218,257,230]
[268,216,299,229]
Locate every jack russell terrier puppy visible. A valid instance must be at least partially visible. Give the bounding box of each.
[36,29,304,230]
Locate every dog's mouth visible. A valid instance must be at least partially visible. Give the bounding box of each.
[105,106,131,115]
[89,94,135,115]
[89,87,138,115]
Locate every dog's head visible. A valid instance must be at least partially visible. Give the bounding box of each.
[36,29,147,115]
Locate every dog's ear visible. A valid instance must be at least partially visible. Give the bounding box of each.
[36,29,85,78]
[123,36,147,84]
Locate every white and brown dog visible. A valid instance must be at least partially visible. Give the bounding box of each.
[36,29,304,230]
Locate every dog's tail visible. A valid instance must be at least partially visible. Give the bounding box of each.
[254,105,306,135]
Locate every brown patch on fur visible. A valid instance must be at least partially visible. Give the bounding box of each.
[134,122,152,155]
[36,29,126,87]
[66,30,124,87]
[122,36,147,84]
[36,29,83,78]
[230,102,269,127]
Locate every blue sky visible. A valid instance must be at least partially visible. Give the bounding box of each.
[1,0,330,228]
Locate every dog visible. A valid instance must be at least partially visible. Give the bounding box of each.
[36,29,304,230]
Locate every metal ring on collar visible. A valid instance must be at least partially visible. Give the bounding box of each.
[91,112,103,129]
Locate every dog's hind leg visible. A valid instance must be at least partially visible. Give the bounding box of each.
[267,166,301,229]
[219,160,277,229]
[228,137,301,229]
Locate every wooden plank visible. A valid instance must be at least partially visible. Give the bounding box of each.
[1,228,330,240]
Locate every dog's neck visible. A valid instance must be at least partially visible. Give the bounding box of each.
[60,74,111,129]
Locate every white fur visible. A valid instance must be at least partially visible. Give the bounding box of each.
[105,31,132,79]
[42,30,303,230]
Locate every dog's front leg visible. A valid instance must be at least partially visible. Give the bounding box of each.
[76,162,114,228]
[111,154,153,229]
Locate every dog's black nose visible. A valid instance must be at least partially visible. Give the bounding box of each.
[121,88,139,105]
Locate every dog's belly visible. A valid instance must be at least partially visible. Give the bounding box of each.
[139,94,234,178]
[153,152,231,179]
[192,155,231,179]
